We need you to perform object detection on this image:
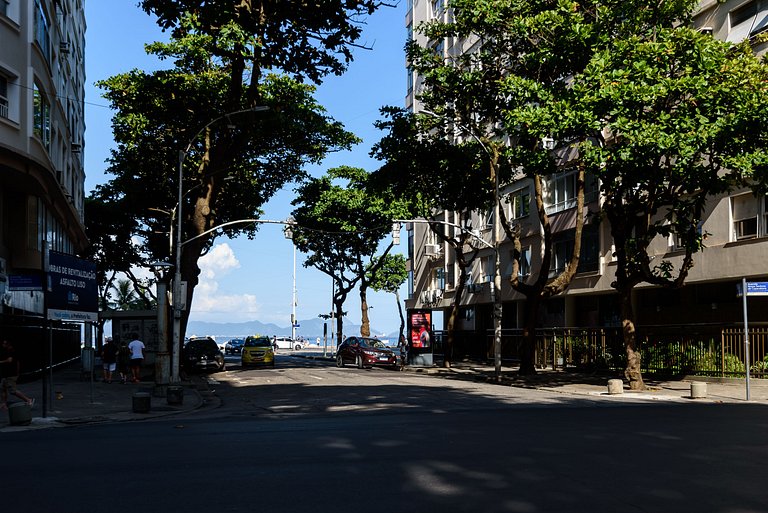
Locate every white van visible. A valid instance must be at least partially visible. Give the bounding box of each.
[273,337,303,350]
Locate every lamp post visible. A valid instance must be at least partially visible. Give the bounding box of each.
[283,216,297,345]
[171,106,268,383]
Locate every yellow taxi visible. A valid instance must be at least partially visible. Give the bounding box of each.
[241,335,275,367]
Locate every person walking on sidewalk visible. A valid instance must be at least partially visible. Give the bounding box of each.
[0,339,34,409]
[117,341,131,384]
[101,337,118,383]
[127,335,145,383]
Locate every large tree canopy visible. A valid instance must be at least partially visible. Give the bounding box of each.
[572,28,768,389]
[89,1,389,344]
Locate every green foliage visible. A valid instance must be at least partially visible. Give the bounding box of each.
[368,254,407,295]
[87,2,378,331]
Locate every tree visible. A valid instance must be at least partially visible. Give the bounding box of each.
[367,253,408,340]
[291,166,406,343]
[371,107,490,367]
[91,1,387,342]
[573,28,768,389]
[402,0,707,377]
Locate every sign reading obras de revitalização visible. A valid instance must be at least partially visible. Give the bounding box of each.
[47,251,98,322]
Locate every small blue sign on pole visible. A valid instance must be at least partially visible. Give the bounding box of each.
[747,281,768,296]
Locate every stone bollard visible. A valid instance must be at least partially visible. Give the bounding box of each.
[166,386,184,405]
[690,382,707,399]
[607,379,624,395]
[8,402,32,426]
[132,392,151,413]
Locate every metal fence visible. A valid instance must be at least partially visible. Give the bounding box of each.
[433,325,768,378]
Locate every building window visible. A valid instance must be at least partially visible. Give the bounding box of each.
[543,169,598,215]
[431,0,444,17]
[432,267,445,290]
[518,246,531,278]
[33,83,50,150]
[1,0,8,17]
[34,0,51,62]
[727,1,768,42]
[507,187,530,220]
[732,193,767,241]
[0,76,8,119]
[549,226,600,277]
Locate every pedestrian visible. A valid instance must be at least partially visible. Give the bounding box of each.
[272,336,278,352]
[117,340,130,384]
[101,337,118,383]
[0,339,34,409]
[397,333,408,369]
[127,334,145,383]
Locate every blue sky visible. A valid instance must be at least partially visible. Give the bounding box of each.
[84,2,409,335]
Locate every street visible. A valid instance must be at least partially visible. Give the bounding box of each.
[4,353,768,513]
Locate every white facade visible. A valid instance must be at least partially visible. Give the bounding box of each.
[405,0,768,334]
[0,0,87,314]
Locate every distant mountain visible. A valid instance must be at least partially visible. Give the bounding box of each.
[186,317,396,341]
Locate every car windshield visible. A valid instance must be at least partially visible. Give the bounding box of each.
[187,339,217,351]
[359,338,387,349]
[245,338,271,347]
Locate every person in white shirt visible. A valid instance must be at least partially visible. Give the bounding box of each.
[127,335,145,383]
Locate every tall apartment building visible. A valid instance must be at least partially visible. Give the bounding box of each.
[404,0,768,345]
[0,0,87,320]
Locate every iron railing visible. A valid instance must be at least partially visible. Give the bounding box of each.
[432,325,768,378]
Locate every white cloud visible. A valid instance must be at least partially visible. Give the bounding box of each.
[191,243,260,322]
[198,243,241,279]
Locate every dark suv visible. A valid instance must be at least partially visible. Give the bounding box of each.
[183,337,226,373]
[225,338,245,354]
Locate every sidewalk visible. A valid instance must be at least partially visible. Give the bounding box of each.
[298,347,768,404]
[1,364,207,432]
[403,359,768,404]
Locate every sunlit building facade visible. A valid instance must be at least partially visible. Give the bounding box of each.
[404,0,768,354]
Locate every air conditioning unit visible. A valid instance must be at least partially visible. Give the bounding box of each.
[699,26,713,36]
[434,289,444,301]
[71,143,82,153]
[60,42,71,54]
[425,244,441,256]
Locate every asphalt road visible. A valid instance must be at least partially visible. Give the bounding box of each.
[5,353,768,513]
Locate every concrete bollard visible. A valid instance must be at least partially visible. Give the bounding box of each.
[166,386,184,405]
[132,392,151,413]
[690,382,707,399]
[8,402,32,426]
[607,379,624,395]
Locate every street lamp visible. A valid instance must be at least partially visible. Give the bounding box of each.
[171,106,269,383]
[283,216,297,345]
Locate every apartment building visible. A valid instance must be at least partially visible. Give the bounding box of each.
[404,0,768,345]
[0,0,87,320]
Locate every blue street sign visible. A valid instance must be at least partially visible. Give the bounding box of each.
[747,281,768,296]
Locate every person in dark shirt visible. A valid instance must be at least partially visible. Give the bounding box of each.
[0,339,34,409]
[101,337,119,384]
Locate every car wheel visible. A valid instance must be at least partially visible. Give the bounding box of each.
[336,354,344,368]
[294,344,301,350]
[356,354,364,369]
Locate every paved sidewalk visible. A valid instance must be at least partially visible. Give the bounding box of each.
[298,347,768,404]
[1,364,208,432]
[5,352,767,432]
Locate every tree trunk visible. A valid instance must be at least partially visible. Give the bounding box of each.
[444,295,460,369]
[395,289,405,341]
[335,298,345,346]
[620,290,645,390]
[359,285,370,337]
[518,296,540,375]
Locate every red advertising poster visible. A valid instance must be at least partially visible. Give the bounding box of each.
[409,311,432,349]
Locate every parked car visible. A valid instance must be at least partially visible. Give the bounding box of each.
[335,336,398,369]
[273,336,304,350]
[183,337,225,373]
[225,338,245,354]
[241,336,275,367]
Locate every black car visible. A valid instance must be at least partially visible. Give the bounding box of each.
[183,337,226,373]
[225,338,245,354]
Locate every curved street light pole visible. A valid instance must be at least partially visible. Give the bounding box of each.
[170,106,269,384]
